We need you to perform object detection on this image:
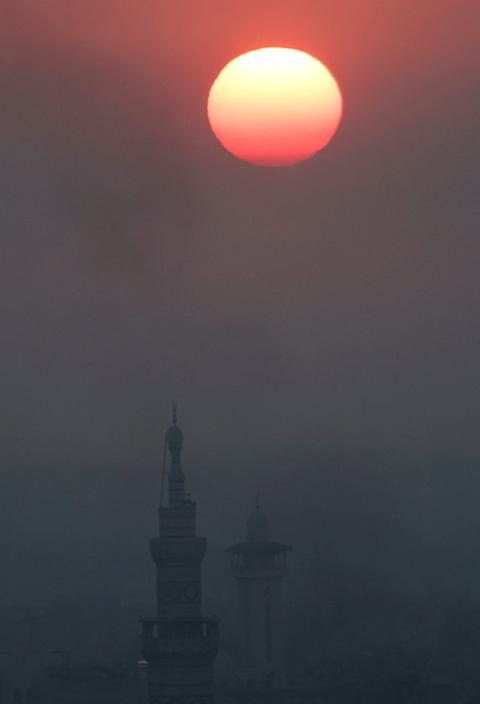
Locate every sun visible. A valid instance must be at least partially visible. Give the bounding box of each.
[207,47,343,167]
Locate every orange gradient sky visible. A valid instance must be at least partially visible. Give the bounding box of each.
[0,0,479,453]
[207,47,343,166]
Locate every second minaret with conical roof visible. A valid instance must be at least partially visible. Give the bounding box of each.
[227,498,291,688]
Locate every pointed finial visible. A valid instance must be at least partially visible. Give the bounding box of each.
[247,493,269,542]
[166,403,183,459]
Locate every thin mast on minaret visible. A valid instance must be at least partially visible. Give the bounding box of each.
[165,403,186,507]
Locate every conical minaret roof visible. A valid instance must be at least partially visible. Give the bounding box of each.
[247,494,269,542]
[165,403,183,459]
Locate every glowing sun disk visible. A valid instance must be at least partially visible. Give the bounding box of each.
[207,47,343,167]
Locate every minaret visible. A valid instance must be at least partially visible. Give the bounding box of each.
[141,408,218,704]
[226,498,291,688]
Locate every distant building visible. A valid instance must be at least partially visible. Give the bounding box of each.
[226,498,291,688]
[141,409,218,704]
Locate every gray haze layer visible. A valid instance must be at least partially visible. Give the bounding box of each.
[0,1,479,607]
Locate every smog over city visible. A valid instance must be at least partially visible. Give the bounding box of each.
[0,2,479,703]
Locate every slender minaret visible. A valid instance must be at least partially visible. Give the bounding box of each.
[226,498,291,688]
[141,408,218,704]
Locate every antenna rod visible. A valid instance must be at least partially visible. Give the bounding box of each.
[159,433,167,508]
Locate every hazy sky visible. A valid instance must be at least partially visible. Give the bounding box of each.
[0,0,480,606]
[1,0,479,452]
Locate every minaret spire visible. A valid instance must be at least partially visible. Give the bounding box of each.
[165,406,185,506]
[247,494,269,542]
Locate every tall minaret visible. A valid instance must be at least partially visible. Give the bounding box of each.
[141,408,218,704]
[226,498,291,688]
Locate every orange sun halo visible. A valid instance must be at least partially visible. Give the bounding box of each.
[207,47,343,167]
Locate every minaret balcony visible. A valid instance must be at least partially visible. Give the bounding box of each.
[226,540,291,577]
[141,617,219,663]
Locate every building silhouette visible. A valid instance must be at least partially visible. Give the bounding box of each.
[141,409,218,704]
[226,497,291,689]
